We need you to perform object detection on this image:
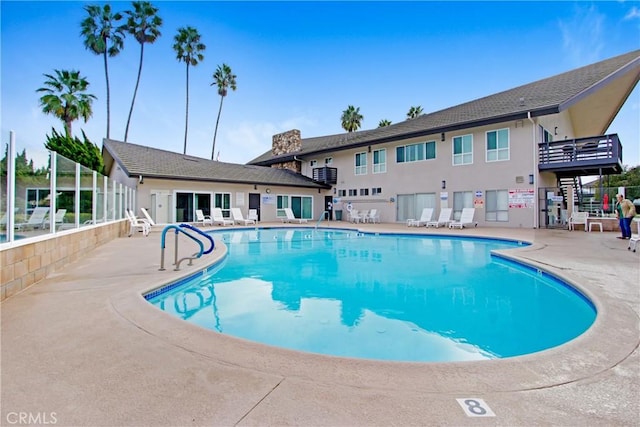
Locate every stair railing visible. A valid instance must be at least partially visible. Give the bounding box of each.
[160,225,205,271]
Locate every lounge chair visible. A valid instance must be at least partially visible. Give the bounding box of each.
[348,209,363,223]
[248,209,259,222]
[231,208,256,225]
[568,211,588,231]
[407,208,434,227]
[46,209,67,229]
[628,219,639,253]
[283,207,308,223]
[195,209,213,226]
[367,209,380,223]
[15,207,49,230]
[140,207,156,226]
[426,208,452,228]
[449,208,477,229]
[125,209,149,237]
[212,208,233,226]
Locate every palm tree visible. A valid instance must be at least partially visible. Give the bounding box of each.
[122,1,162,142]
[37,69,97,137]
[80,3,125,139]
[173,26,206,155]
[407,105,423,119]
[210,63,237,160]
[378,119,392,127]
[341,105,363,132]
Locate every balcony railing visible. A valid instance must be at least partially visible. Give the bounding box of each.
[538,134,623,176]
[312,166,338,185]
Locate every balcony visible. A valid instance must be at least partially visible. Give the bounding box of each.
[312,166,338,185]
[538,134,623,177]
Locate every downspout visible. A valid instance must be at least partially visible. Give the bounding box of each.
[527,112,538,229]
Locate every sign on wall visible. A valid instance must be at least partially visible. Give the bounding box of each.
[509,188,535,208]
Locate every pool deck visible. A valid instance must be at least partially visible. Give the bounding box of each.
[1,222,639,426]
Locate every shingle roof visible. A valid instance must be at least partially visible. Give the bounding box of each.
[249,49,640,165]
[102,139,328,189]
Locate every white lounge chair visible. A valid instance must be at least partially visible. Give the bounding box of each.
[348,209,363,223]
[407,208,434,227]
[628,219,639,253]
[449,208,477,229]
[195,209,213,226]
[248,209,259,222]
[212,208,233,226]
[367,209,380,223]
[283,207,308,223]
[140,207,156,226]
[15,207,49,230]
[568,211,588,231]
[125,209,149,237]
[426,208,452,228]
[231,208,256,225]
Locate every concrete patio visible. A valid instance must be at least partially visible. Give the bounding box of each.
[1,222,638,426]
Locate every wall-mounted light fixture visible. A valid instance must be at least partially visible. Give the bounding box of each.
[529,174,534,185]
[554,126,558,136]
[265,188,271,194]
[254,184,257,190]
[441,180,446,189]
[368,146,371,153]
[138,175,144,185]
[441,132,445,141]
[333,188,336,195]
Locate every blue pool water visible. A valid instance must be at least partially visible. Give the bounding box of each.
[0,234,24,243]
[147,228,596,362]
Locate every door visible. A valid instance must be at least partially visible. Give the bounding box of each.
[249,193,261,221]
[324,195,333,220]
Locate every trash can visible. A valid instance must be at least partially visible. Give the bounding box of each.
[335,210,343,221]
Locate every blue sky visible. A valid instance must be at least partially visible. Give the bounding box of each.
[1,1,639,169]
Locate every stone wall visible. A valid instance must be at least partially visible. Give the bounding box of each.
[0,220,129,301]
[271,129,302,173]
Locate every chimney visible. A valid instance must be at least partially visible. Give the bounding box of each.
[271,129,302,173]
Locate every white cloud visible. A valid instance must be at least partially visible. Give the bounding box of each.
[558,5,606,66]
[624,6,640,20]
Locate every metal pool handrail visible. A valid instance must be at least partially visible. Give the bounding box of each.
[179,223,215,254]
[159,225,205,271]
[315,211,329,228]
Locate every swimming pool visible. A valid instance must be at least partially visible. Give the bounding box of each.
[147,228,596,362]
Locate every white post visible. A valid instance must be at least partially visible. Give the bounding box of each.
[49,151,57,233]
[74,162,81,228]
[7,131,16,242]
[92,171,97,225]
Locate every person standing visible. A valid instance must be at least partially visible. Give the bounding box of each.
[615,194,636,239]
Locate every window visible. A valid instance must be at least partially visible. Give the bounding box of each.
[360,188,369,196]
[373,149,386,173]
[486,190,509,222]
[348,189,357,196]
[309,159,318,167]
[355,152,367,175]
[276,195,313,219]
[542,126,554,143]
[338,189,346,197]
[324,157,333,165]
[486,129,509,162]
[396,193,436,222]
[396,141,436,163]
[452,191,473,220]
[372,187,382,195]
[453,135,473,165]
[214,192,231,217]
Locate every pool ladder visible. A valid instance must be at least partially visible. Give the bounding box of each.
[315,211,330,228]
[159,224,215,271]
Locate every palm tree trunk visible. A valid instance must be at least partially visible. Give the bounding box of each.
[183,63,189,155]
[125,43,145,142]
[211,95,224,160]
[103,45,110,139]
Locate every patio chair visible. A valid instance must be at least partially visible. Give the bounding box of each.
[125,209,149,237]
[283,207,308,223]
[348,209,363,223]
[231,208,256,225]
[212,208,234,226]
[195,209,213,226]
[449,208,477,229]
[140,207,156,226]
[15,207,49,231]
[426,208,452,228]
[248,209,259,222]
[568,211,588,231]
[45,208,67,229]
[628,219,639,253]
[407,208,434,227]
[367,209,380,223]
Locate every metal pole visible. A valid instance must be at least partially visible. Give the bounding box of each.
[7,131,16,242]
